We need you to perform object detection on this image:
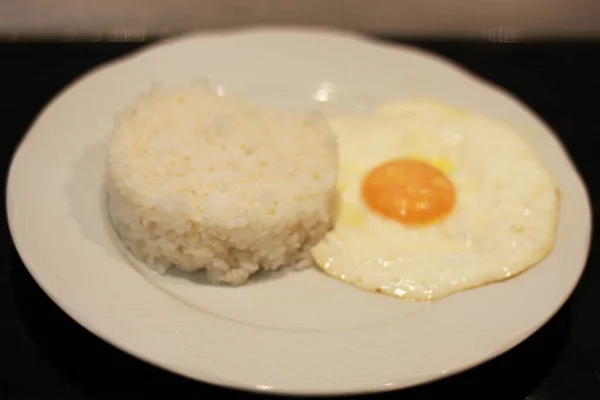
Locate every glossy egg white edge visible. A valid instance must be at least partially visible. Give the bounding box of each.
[6,27,591,395]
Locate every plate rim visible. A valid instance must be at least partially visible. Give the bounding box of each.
[6,27,593,396]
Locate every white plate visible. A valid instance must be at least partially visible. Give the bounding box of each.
[6,28,591,396]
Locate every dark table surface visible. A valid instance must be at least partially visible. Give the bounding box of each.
[1,37,599,400]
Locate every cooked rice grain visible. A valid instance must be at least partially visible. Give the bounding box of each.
[107,81,338,284]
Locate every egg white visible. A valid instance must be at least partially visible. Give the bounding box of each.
[311,100,559,301]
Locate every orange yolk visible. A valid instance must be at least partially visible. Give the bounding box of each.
[361,158,456,226]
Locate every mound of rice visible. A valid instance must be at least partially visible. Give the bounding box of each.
[107,81,338,285]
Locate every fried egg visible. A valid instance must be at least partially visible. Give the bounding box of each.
[311,100,559,301]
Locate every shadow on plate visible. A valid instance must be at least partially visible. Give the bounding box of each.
[12,252,571,400]
[64,140,122,262]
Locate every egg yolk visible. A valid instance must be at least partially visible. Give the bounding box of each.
[361,158,456,226]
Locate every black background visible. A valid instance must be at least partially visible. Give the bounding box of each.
[1,38,599,399]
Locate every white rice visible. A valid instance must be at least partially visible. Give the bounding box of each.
[107,81,338,285]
